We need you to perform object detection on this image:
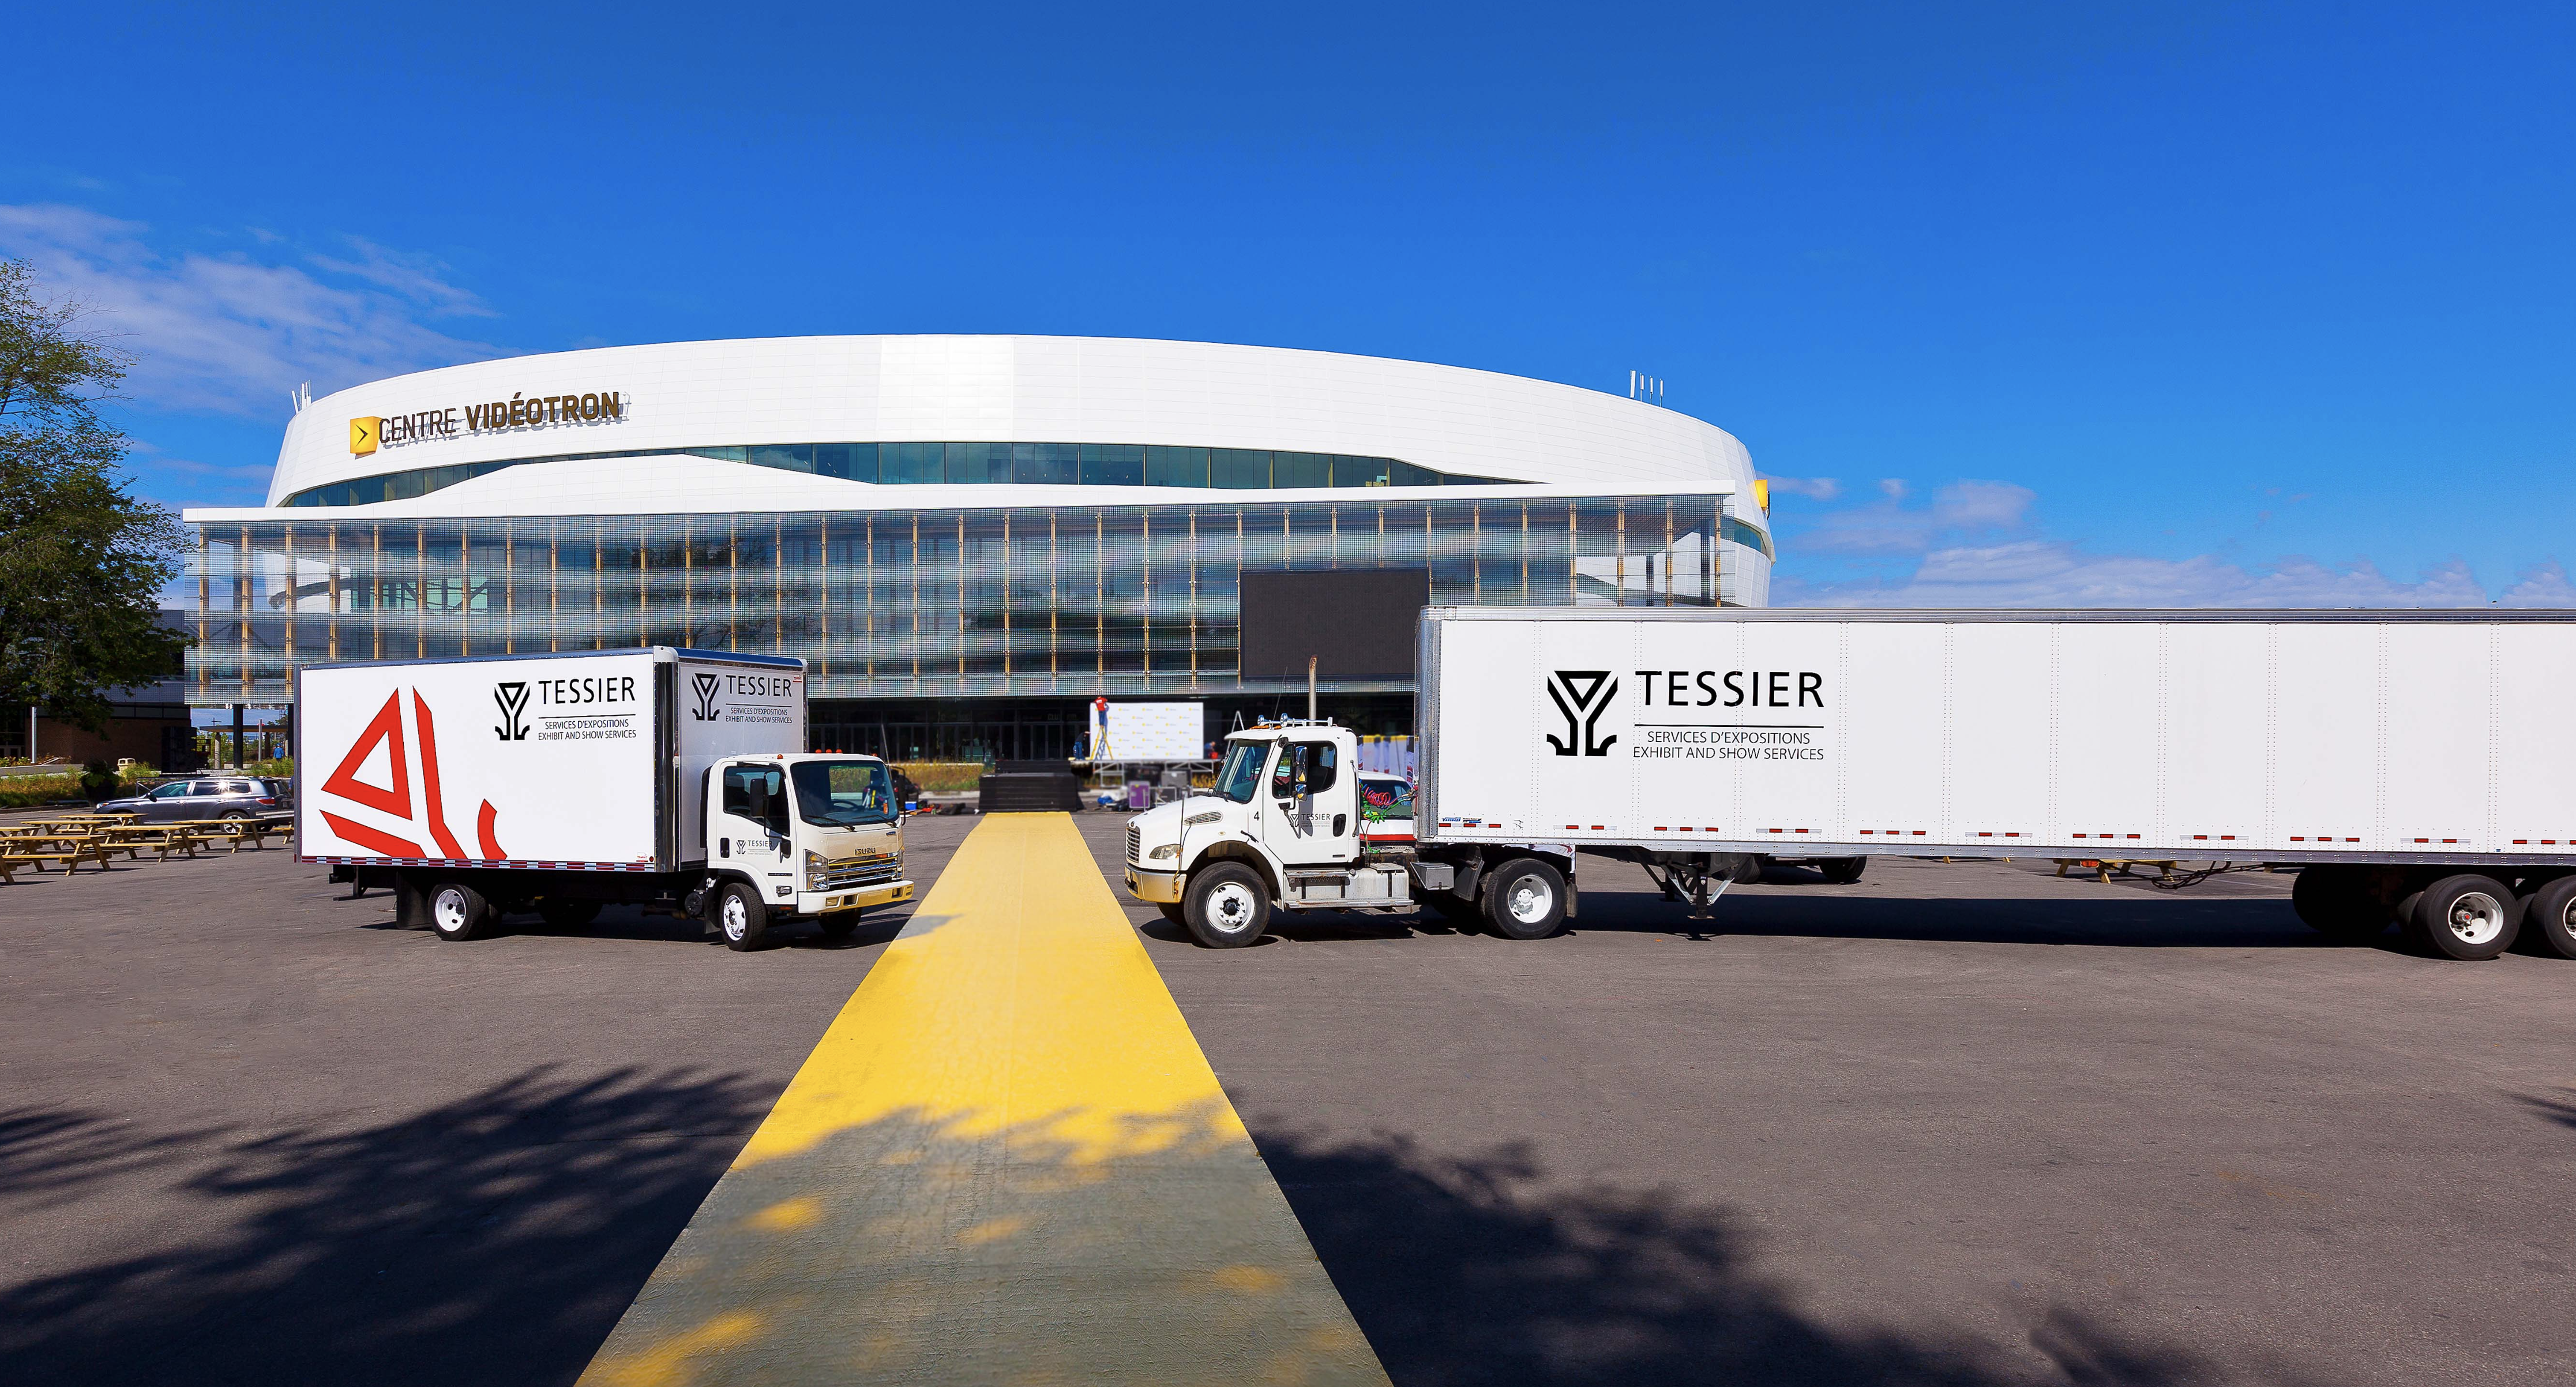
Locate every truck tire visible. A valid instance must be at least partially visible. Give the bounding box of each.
[1184,862,1270,949]
[2521,876,2576,959]
[712,881,771,952]
[1155,901,1188,925]
[818,913,861,939]
[538,898,600,929]
[1483,859,1568,940]
[1820,857,1867,884]
[427,879,490,942]
[2291,865,2389,941]
[2411,874,2519,960]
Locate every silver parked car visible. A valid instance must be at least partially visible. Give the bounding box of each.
[97,776,293,822]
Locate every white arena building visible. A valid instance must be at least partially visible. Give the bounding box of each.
[186,336,1773,759]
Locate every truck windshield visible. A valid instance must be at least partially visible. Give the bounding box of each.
[788,760,898,827]
[1213,740,1267,803]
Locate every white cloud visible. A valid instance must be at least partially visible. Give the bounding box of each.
[0,203,497,418]
[1929,479,2034,529]
[1794,478,2036,556]
[2498,563,2576,606]
[1775,541,2528,609]
[1760,474,1841,501]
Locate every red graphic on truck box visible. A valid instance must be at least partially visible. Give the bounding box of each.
[318,690,506,861]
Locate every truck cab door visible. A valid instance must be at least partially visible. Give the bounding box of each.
[1263,739,1358,865]
[711,762,793,883]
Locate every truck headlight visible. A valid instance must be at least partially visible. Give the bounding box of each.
[803,849,824,888]
[1148,843,1178,861]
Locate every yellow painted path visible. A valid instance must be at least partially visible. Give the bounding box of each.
[579,812,1390,1386]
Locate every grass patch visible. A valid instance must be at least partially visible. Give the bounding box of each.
[893,762,987,794]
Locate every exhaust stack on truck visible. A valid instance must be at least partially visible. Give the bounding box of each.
[1122,606,2576,960]
[295,647,911,950]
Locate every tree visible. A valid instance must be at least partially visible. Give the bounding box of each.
[0,258,190,734]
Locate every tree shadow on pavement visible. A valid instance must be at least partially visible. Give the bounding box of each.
[0,1066,771,1387]
[2,1069,2333,1387]
[1253,1123,2329,1387]
[2517,1090,2576,1133]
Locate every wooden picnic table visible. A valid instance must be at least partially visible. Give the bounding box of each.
[0,841,115,876]
[166,817,294,852]
[96,823,223,860]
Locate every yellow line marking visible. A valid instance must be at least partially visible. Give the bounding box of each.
[580,812,1389,1385]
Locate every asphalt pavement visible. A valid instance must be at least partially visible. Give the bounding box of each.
[5,812,2573,1386]
[1079,819,2576,1387]
[0,814,971,1387]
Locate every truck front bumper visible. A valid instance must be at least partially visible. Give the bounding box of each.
[798,879,914,916]
[1123,864,1182,905]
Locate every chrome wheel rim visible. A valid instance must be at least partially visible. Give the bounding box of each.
[433,889,469,934]
[2444,891,2506,946]
[1505,878,1552,925]
[1205,881,1259,934]
[722,894,749,940]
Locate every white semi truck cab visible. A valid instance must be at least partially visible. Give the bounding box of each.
[1122,721,1578,947]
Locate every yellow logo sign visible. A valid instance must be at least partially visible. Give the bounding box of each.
[350,417,381,455]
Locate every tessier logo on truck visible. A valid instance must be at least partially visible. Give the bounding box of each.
[493,682,531,741]
[317,689,508,862]
[1546,670,1620,756]
[690,672,722,721]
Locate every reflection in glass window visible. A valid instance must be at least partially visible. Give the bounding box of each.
[880,442,942,483]
[1273,452,1329,489]
[1013,443,1077,486]
[1145,446,1208,487]
[1080,444,1144,487]
[945,443,1011,485]
[814,443,875,481]
[1210,448,1269,489]
[279,440,1531,506]
[1336,455,1392,487]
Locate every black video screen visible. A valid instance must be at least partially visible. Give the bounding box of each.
[1237,568,1431,680]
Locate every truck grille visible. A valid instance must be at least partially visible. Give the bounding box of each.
[1126,824,1141,865]
[814,850,902,891]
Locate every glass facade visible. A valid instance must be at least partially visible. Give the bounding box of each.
[278,441,1523,509]
[189,494,1762,720]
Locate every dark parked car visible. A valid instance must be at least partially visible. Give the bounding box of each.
[97,776,293,822]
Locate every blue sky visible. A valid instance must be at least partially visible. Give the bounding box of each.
[8,2,2571,605]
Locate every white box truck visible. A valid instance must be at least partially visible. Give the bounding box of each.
[294,647,913,950]
[1121,607,2576,962]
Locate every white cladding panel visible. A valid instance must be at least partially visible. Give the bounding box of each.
[1838,621,1948,839]
[260,335,1752,509]
[297,651,666,867]
[2494,625,2576,844]
[2380,624,2496,850]
[1419,620,1544,834]
[2053,624,2161,839]
[1422,612,2576,860]
[2270,624,2380,845]
[2163,624,2271,845]
[1942,624,2052,843]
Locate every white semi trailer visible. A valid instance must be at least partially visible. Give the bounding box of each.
[295,647,912,950]
[1122,607,2576,961]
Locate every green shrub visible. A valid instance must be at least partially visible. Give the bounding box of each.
[0,775,85,809]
